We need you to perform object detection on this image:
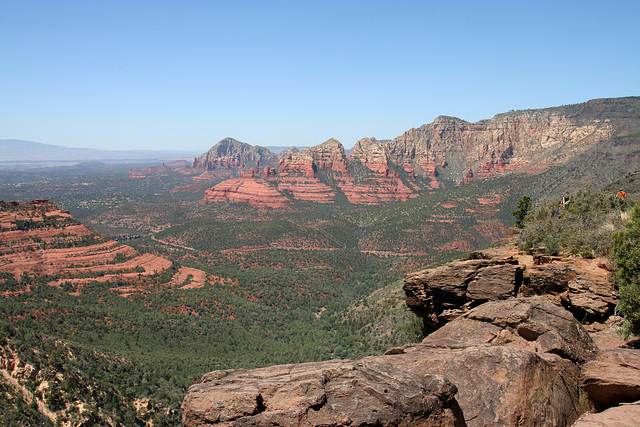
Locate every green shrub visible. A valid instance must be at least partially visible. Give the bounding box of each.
[518,187,639,336]
[512,195,531,228]
[612,205,640,336]
[518,188,629,257]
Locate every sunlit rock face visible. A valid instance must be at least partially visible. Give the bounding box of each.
[192,138,279,173]
[183,298,598,427]
[199,98,637,206]
[204,178,289,209]
[386,101,617,184]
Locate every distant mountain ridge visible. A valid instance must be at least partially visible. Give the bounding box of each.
[195,96,640,207]
[0,139,201,162]
[191,137,281,172]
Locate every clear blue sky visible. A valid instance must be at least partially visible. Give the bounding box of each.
[2,0,639,151]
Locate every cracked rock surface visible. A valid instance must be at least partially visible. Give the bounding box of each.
[182,358,463,426]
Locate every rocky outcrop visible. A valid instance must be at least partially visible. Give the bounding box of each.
[399,239,640,424]
[403,242,617,334]
[182,359,463,426]
[457,168,474,186]
[276,140,340,204]
[311,138,349,172]
[192,138,279,173]
[378,298,597,426]
[336,137,421,204]
[403,253,524,333]
[278,138,348,178]
[277,146,299,158]
[183,298,596,427]
[351,137,390,175]
[204,178,290,208]
[275,138,422,205]
[417,298,598,363]
[278,149,316,179]
[0,200,209,298]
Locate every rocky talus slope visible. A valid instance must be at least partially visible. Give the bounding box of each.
[182,237,640,426]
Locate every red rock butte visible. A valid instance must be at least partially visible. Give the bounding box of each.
[204,178,290,208]
[0,200,210,298]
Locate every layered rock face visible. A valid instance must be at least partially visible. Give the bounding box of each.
[204,178,290,209]
[198,97,640,207]
[307,138,349,172]
[386,104,616,183]
[276,137,421,205]
[276,139,342,204]
[336,137,421,204]
[0,200,209,297]
[183,359,463,426]
[351,137,388,175]
[404,242,617,334]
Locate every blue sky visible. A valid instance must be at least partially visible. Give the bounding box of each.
[2,1,639,151]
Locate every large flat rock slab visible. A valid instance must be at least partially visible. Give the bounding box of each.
[377,345,589,427]
[182,359,463,426]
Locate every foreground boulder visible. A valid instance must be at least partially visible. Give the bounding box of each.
[404,244,617,334]
[377,298,595,426]
[182,359,464,426]
[403,256,523,332]
[420,297,598,363]
[183,298,595,426]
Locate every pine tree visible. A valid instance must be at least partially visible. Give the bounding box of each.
[512,196,531,228]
